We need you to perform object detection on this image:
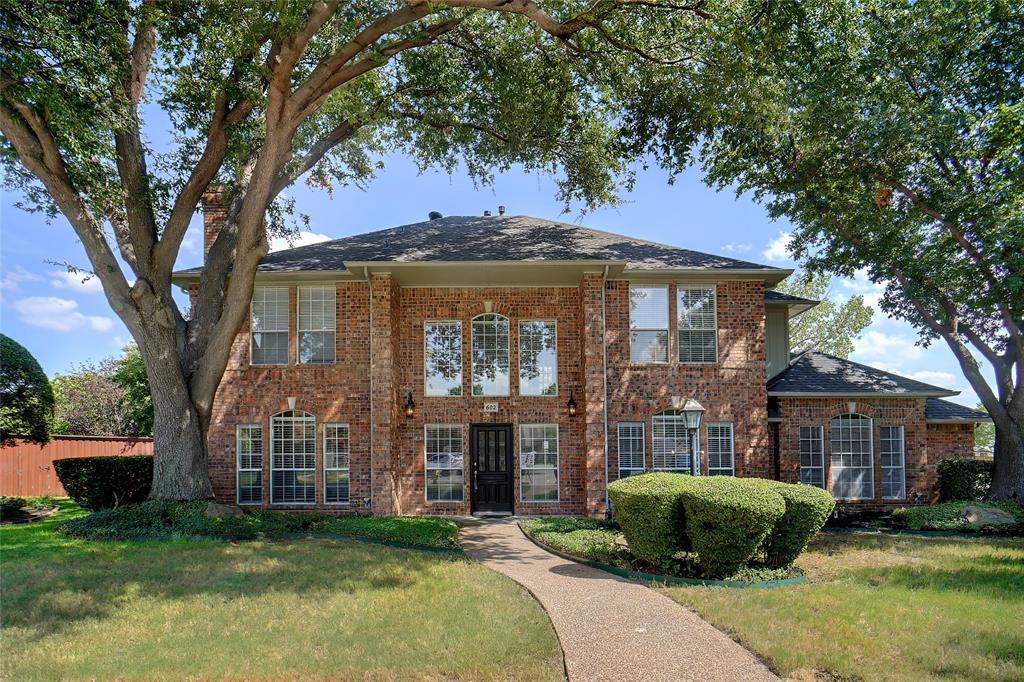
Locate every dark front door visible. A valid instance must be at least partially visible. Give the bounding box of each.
[471,424,514,514]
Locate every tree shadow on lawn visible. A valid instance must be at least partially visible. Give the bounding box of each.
[2,536,466,641]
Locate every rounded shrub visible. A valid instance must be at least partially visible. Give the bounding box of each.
[937,457,992,501]
[607,472,692,562]
[0,496,28,515]
[678,476,786,578]
[53,455,153,511]
[746,479,834,568]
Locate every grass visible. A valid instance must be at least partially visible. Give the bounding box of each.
[661,531,1024,682]
[56,499,461,548]
[891,500,1024,532]
[1,501,564,681]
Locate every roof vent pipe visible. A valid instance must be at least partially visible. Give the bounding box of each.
[498,205,505,215]
[483,210,492,216]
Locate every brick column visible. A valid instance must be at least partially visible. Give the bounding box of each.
[369,272,398,514]
[580,272,608,516]
[201,186,226,262]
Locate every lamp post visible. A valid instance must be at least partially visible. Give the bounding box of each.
[681,399,705,475]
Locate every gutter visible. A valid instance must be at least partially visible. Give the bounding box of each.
[601,265,610,509]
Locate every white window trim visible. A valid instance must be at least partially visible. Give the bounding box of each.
[269,410,317,505]
[629,283,670,364]
[617,422,646,478]
[676,283,718,364]
[519,423,560,503]
[424,423,465,503]
[250,286,290,366]
[424,320,463,397]
[297,284,337,365]
[799,425,826,489]
[323,422,351,505]
[236,423,263,505]
[706,421,734,475]
[518,319,558,397]
[880,425,906,500]
[471,313,511,397]
[830,414,875,501]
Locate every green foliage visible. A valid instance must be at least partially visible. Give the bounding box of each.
[111,345,153,437]
[0,496,28,514]
[0,333,53,446]
[937,457,993,501]
[678,477,786,578]
[974,404,995,452]
[892,501,1024,532]
[748,480,835,568]
[776,271,873,358]
[53,455,153,511]
[56,500,461,548]
[520,517,625,564]
[607,472,691,562]
[50,345,152,437]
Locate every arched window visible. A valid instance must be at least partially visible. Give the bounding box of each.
[830,414,873,500]
[652,409,694,473]
[271,410,316,504]
[471,314,509,396]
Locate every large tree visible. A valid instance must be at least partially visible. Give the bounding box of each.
[626,0,1024,499]
[0,0,710,498]
[776,271,873,358]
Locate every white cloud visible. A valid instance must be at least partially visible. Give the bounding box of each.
[838,267,886,309]
[852,330,923,360]
[721,242,752,254]
[50,270,103,294]
[762,231,793,262]
[0,265,43,292]
[11,296,115,333]
[269,230,332,253]
[904,370,958,389]
[180,225,201,253]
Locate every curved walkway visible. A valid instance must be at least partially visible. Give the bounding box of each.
[460,519,778,682]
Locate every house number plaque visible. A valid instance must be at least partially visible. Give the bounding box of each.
[482,402,499,413]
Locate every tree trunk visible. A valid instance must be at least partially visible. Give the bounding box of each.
[989,404,1024,503]
[147,369,213,500]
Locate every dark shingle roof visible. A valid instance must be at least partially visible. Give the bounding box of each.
[765,290,817,305]
[179,215,783,274]
[925,398,990,422]
[767,351,958,397]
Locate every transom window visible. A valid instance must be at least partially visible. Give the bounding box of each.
[471,314,510,396]
[652,410,693,473]
[629,285,669,363]
[830,414,874,500]
[270,410,316,504]
[799,425,825,488]
[298,285,336,364]
[323,423,350,504]
[880,425,905,499]
[236,424,263,505]
[617,422,645,478]
[424,321,463,396]
[706,422,734,475]
[520,424,559,502]
[425,425,464,502]
[251,287,289,365]
[677,286,717,363]
[519,320,557,396]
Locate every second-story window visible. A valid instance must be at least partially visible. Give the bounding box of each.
[629,285,669,363]
[425,321,463,396]
[677,286,717,363]
[251,286,289,365]
[298,285,336,364]
[519,320,557,396]
[472,314,509,395]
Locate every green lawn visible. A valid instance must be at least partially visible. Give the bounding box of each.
[1,502,564,681]
[661,531,1024,682]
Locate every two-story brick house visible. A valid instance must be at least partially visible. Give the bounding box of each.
[173,200,988,516]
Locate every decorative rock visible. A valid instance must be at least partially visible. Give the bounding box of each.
[962,505,1016,527]
[206,501,244,518]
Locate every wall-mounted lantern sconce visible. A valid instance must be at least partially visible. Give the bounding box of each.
[404,392,416,418]
[566,391,578,417]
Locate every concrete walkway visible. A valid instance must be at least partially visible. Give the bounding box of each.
[460,519,778,682]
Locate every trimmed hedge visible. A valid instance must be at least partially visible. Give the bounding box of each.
[937,457,992,501]
[607,473,690,562]
[53,455,153,511]
[679,477,786,577]
[0,496,27,514]
[749,480,835,568]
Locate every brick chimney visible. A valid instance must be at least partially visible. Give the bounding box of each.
[201,186,227,262]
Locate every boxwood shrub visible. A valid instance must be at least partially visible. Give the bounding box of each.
[678,476,786,577]
[53,455,153,511]
[937,457,992,501]
[747,479,835,568]
[607,472,691,562]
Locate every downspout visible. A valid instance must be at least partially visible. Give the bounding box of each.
[366,267,374,513]
[601,265,610,509]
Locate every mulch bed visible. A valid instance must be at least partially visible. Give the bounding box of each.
[0,505,59,525]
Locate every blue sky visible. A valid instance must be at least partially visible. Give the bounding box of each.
[0,153,986,407]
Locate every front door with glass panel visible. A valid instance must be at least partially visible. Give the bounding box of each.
[470,424,513,513]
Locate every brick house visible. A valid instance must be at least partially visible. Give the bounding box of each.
[173,205,989,516]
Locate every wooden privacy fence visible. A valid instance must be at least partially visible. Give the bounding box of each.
[0,435,154,497]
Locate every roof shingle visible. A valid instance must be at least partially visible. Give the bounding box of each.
[767,351,957,397]
[925,398,990,422]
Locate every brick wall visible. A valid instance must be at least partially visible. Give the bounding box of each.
[926,422,977,498]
